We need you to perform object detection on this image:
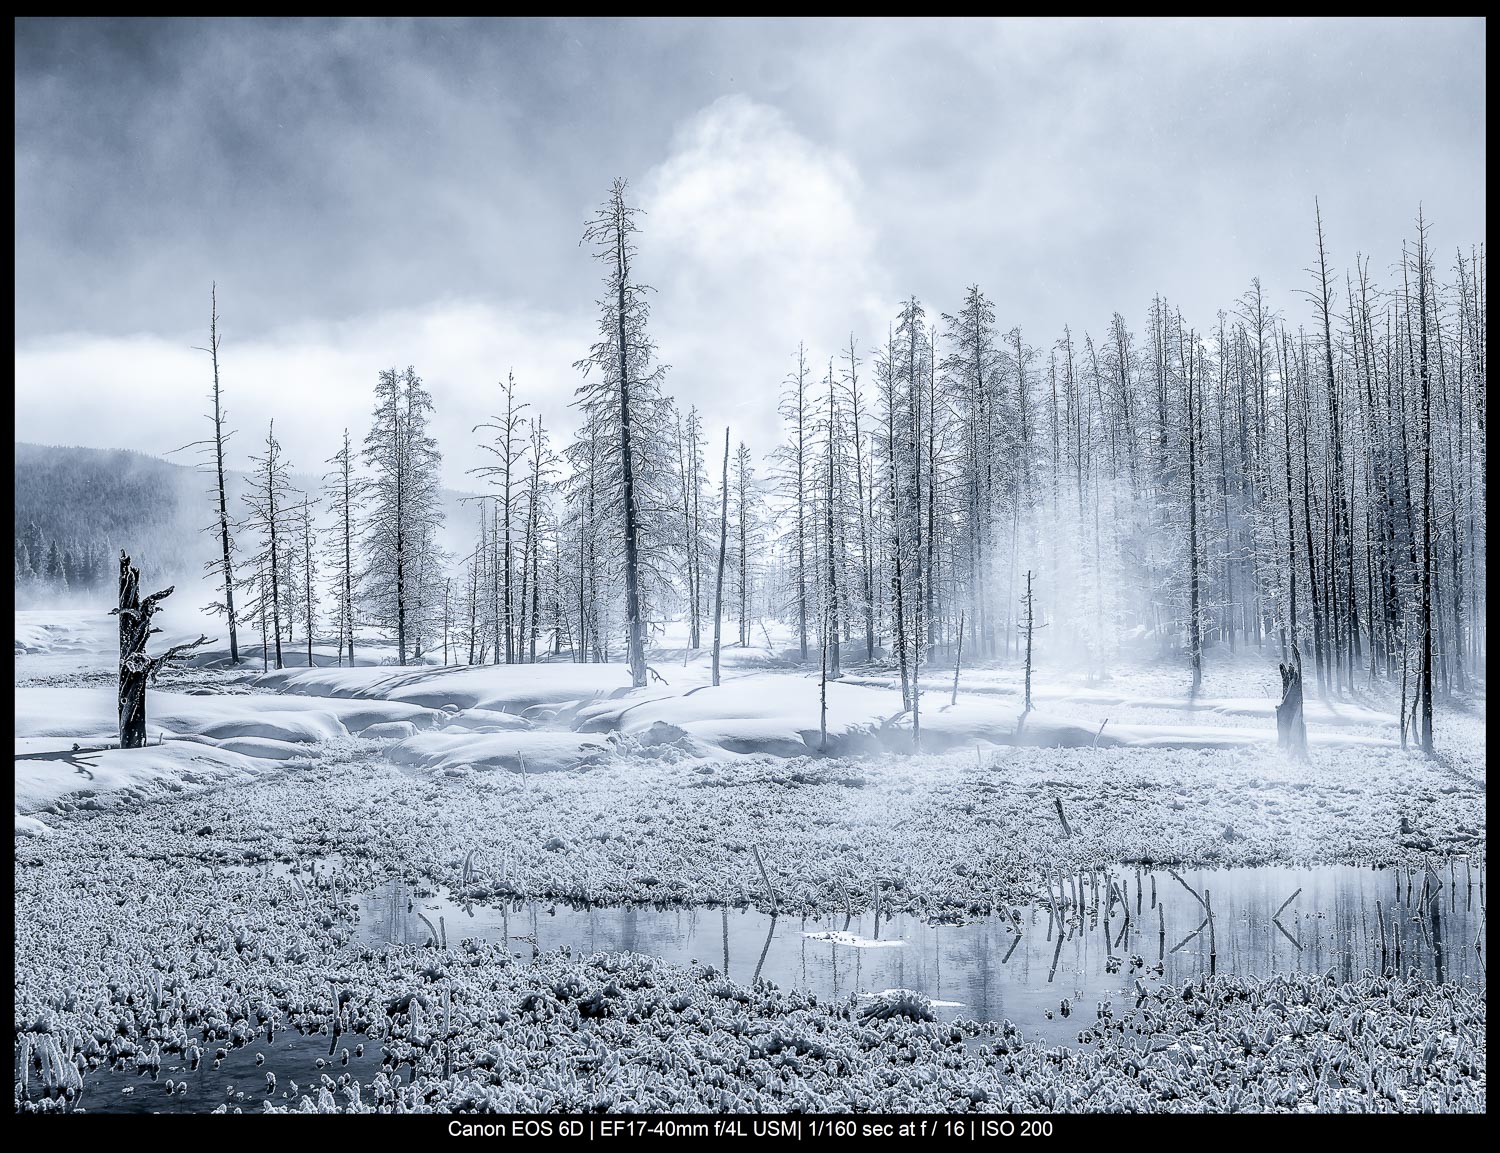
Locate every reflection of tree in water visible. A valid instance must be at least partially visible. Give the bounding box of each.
[383,878,416,946]
[345,865,1482,1045]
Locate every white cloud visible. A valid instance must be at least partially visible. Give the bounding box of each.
[641,95,891,452]
[14,301,587,490]
[15,97,895,488]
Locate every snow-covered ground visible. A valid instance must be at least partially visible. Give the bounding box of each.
[12,607,1487,1113]
[16,609,1483,822]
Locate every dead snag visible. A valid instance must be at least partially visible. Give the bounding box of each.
[114,550,211,748]
[1275,661,1308,758]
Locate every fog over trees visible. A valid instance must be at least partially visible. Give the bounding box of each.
[17,190,1484,752]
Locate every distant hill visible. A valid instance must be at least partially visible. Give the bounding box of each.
[14,441,484,588]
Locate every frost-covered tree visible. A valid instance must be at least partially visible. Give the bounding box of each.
[572,178,672,688]
[674,404,708,650]
[773,343,812,661]
[471,372,527,665]
[516,417,558,663]
[200,284,240,663]
[296,496,317,668]
[734,440,757,648]
[323,429,358,666]
[711,426,730,687]
[239,421,293,670]
[361,366,444,665]
[44,540,66,592]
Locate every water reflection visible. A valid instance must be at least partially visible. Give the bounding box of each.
[355,862,1486,1045]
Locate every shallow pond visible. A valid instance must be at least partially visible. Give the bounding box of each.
[356,862,1485,1044]
[60,861,1484,1113]
[66,1030,385,1115]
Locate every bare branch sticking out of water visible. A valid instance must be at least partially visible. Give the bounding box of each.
[1170,918,1211,954]
[1168,868,1209,913]
[750,843,780,916]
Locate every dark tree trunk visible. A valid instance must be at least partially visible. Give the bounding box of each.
[737,446,750,648]
[886,363,910,710]
[1280,333,1300,671]
[1023,571,1035,714]
[1276,661,1307,758]
[116,551,209,749]
[117,554,148,749]
[529,510,542,664]
[1416,216,1435,755]
[847,335,875,662]
[614,200,648,689]
[824,363,842,679]
[208,285,239,664]
[712,428,730,687]
[1299,355,1326,695]
[343,432,355,666]
[1185,328,1203,696]
[795,345,809,663]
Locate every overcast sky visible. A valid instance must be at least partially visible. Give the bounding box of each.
[14,17,1486,488]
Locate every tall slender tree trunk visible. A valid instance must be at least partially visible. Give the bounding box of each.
[1416,217,1436,754]
[1297,346,1325,695]
[1022,570,1035,714]
[825,363,842,679]
[886,336,910,709]
[1184,328,1203,696]
[341,430,356,665]
[614,208,648,689]
[207,284,239,664]
[303,503,314,668]
[847,336,875,661]
[712,428,730,687]
[1275,334,1296,668]
[737,444,750,648]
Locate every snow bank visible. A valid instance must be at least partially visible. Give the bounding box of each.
[387,731,611,775]
[566,669,1398,758]
[12,683,438,819]
[14,685,439,744]
[14,738,276,818]
[259,663,632,715]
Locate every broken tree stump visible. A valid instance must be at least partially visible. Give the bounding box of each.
[1275,661,1307,759]
[114,550,211,748]
[1052,795,1072,838]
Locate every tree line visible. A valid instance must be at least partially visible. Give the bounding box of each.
[765,205,1482,756]
[14,525,118,595]
[161,185,1485,754]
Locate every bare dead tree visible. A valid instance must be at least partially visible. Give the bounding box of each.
[298,496,316,668]
[1023,570,1036,715]
[822,358,842,680]
[774,343,812,662]
[712,427,730,687]
[471,372,528,665]
[114,551,210,749]
[951,610,964,706]
[323,429,357,666]
[819,593,830,753]
[171,284,241,663]
[1276,660,1307,758]
[575,178,668,690]
[1412,213,1437,756]
[442,575,452,667]
[735,441,754,648]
